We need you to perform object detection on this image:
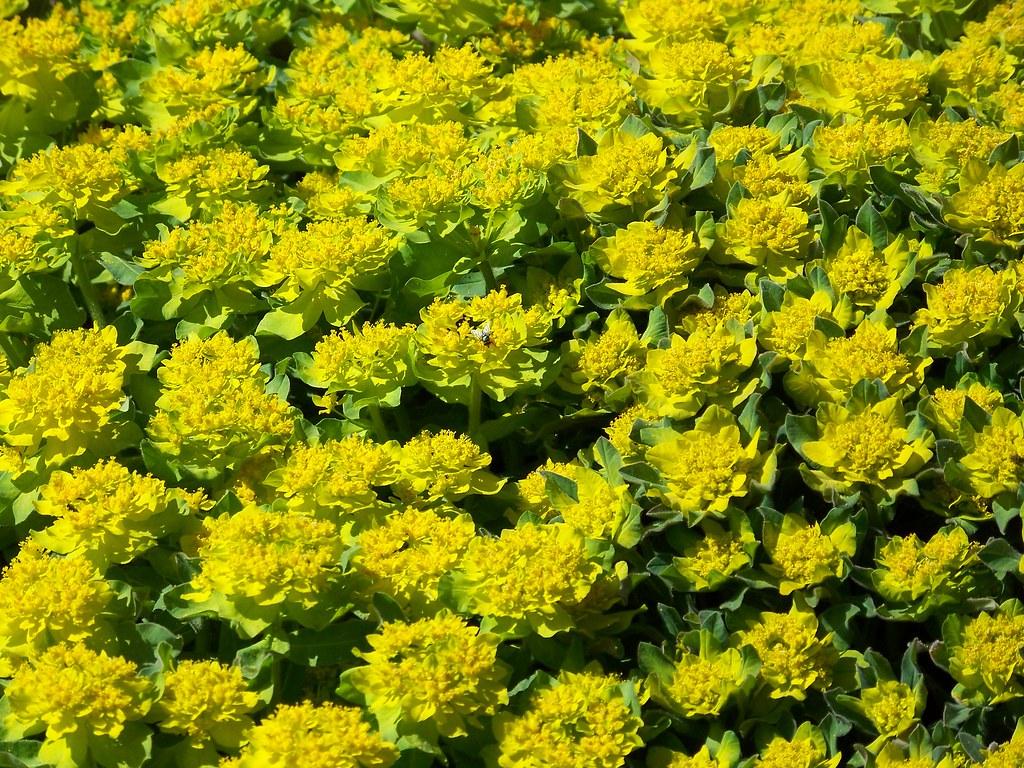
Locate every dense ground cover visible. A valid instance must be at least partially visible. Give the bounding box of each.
[0,0,1023,766]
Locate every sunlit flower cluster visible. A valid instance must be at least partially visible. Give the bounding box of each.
[1,0,1024,765]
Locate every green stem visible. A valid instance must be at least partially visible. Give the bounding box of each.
[368,404,390,441]
[467,379,483,439]
[480,258,497,293]
[0,333,28,368]
[70,247,107,328]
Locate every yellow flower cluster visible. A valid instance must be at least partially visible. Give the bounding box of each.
[0,0,1023,765]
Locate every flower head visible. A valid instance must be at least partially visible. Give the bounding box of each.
[343,614,509,738]
[4,643,152,746]
[415,288,554,403]
[34,459,193,567]
[230,701,397,768]
[739,605,837,700]
[451,522,604,637]
[763,513,857,595]
[153,660,259,747]
[716,196,811,284]
[493,671,644,768]
[795,396,934,501]
[0,543,115,676]
[0,326,127,463]
[872,528,981,617]
[634,326,758,419]
[944,600,1024,705]
[589,221,702,307]
[352,507,476,615]
[147,333,295,478]
[914,265,1018,351]
[646,406,774,523]
[183,505,346,635]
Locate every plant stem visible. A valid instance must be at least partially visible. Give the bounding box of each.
[480,259,497,293]
[70,247,107,328]
[368,404,390,441]
[467,379,483,439]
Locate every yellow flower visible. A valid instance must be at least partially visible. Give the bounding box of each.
[295,171,372,220]
[982,720,1024,768]
[649,632,752,718]
[33,459,193,568]
[519,460,640,545]
[140,43,269,130]
[415,288,554,404]
[343,614,509,739]
[258,217,399,325]
[753,722,840,768]
[147,333,295,478]
[986,81,1024,132]
[933,36,1016,107]
[812,118,912,188]
[757,290,848,363]
[604,403,658,461]
[660,734,743,768]
[677,290,760,334]
[876,744,954,768]
[4,643,152,767]
[914,265,1018,351]
[820,227,914,313]
[910,116,1010,193]
[153,660,259,748]
[634,325,758,420]
[645,405,775,523]
[872,528,981,616]
[922,380,1004,439]
[715,196,811,284]
[0,543,115,676]
[1,141,135,226]
[264,435,398,526]
[945,162,1024,247]
[395,429,504,501]
[230,701,397,768]
[156,146,269,221]
[708,124,781,189]
[622,0,727,50]
[0,326,128,463]
[734,151,812,205]
[509,51,634,131]
[796,55,928,118]
[739,604,837,700]
[182,505,346,636]
[451,522,604,637]
[588,221,703,307]
[786,319,930,405]
[859,680,923,739]
[763,513,857,595]
[561,125,675,218]
[672,517,757,591]
[138,202,289,300]
[955,407,1024,499]
[493,671,644,768]
[301,321,416,408]
[944,600,1024,705]
[636,40,754,127]
[0,7,85,100]
[796,396,934,501]
[560,310,646,401]
[352,507,477,615]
